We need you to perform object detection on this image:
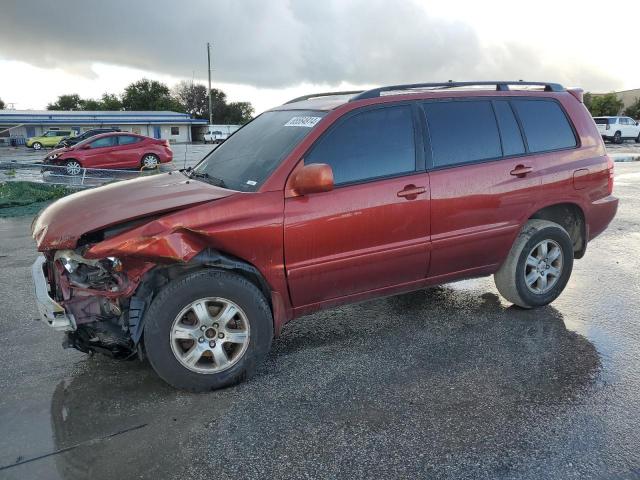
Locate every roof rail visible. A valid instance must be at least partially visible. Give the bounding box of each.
[284,90,364,105]
[350,81,565,101]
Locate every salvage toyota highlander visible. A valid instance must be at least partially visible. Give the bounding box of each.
[31,81,618,391]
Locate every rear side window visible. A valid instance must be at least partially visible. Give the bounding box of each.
[306,105,415,185]
[118,135,141,145]
[512,100,576,153]
[423,100,501,167]
[493,100,525,156]
[593,118,609,125]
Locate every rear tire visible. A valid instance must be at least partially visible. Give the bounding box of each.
[141,153,159,169]
[614,131,623,144]
[143,269,273,392]
[494,220,574,308]
[635,133,640,144]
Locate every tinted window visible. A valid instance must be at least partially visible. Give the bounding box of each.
[194,110,326,192]
[423,100,501,167]
[593,118,609,125]
[306,105,415,185]
[57,131,71,136]
[493,100,525,156]
[118,135,141,145]
[90,136,117,148]
[512,100,576,152]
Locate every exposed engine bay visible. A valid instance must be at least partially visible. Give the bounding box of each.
[46,249,154,358]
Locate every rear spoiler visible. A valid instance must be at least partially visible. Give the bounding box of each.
[567,88,584,103]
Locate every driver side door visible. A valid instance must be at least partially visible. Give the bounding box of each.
[283,103,430,308]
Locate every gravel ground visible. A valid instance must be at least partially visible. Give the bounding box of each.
[0,164,638,479]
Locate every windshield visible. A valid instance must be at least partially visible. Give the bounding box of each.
[194,110,326,192]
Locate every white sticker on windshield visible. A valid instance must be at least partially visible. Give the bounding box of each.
[246,180,257,186]
[284,116,322,128]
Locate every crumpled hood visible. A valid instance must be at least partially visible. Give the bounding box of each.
[32,172,236,250]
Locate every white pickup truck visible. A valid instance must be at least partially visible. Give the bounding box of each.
[593,116,640,144]
[203,124,240,144]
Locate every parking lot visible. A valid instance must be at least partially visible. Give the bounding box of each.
[0,161,638,479]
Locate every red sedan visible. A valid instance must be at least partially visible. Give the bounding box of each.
[43,132,173,175]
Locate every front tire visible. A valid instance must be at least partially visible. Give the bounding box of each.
[65,160,82,176]
[143,269,273,392]
[635,133,640,144]
[494,220,574,308]
[32,142,42,150]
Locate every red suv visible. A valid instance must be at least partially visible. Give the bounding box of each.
[31,81,618,391]
[43,132,173,175]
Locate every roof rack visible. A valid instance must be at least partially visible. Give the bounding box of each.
[284,90,364,105]
[350,81,565,101]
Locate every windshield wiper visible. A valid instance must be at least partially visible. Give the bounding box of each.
[189,170,226,188]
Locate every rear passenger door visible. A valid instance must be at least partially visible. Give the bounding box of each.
[111,135,143,167]
[424,99,540,278]
[284,103,430,307]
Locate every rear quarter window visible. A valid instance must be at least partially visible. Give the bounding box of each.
[511,99,577,153]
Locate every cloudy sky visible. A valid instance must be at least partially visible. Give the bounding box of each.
[0,0,637,114]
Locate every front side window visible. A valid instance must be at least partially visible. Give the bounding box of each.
[423,100,502,167]
[305,105,416,185]
[194,109,326,192]
[512,100,576,153]
[90,136,117,148]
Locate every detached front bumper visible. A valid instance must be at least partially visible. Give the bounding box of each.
[31,255,76,331]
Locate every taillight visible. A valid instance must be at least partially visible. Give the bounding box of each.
[607,156,614,195]
[163,140,170,148]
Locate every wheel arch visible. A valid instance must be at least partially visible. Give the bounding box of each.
[128,248,274,347]
[528,202,586,259]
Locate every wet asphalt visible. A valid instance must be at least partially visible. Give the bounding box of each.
[0,163,639,480]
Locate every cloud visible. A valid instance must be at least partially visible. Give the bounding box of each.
[0,0,619,92]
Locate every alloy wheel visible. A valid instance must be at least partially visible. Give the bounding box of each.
[65,161,82,176]
[170,297,250,374]
[523,239,564,294]
[143,155,159,169]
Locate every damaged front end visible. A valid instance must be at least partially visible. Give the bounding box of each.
[32,248,154,358]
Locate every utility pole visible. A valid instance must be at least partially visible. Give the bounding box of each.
[207,42,213,126]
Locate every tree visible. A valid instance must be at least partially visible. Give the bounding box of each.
[0,98,4,109]
[624,97,640,120]
[47,94,83,110]
[585,92,624,117]
[223,101,254,124]
[173,81,208,118]
[122,79,184,112]
[100,93,122,111]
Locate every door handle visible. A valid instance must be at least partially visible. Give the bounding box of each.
[510,165,533,177]
[397,185,426,199]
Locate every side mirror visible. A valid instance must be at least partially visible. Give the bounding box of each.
[80,144,91,150]
[290,163,334,196]
[635,122,638,126]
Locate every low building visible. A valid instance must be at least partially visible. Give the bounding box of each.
[0,110,208,144]
[613,88,640,111]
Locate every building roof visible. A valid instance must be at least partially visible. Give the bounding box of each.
[0,109,207,125]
